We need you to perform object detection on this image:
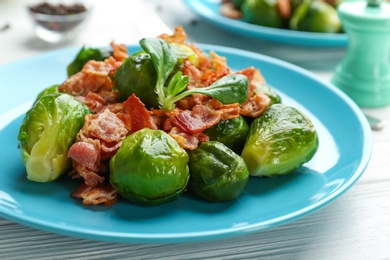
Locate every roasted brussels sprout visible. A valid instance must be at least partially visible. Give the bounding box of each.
[109,128,190,206]
[241,0,286,28]
[187,141,249,202]
[241,104,318,177]
[290,0,341,33]
[113,53,159,107]
[18,93,91,182]
[34,84,60,103]
[113,51,185,109]
[203,116,249,154]
[67,46,111,76]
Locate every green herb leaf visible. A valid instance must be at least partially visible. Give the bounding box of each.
[173,74,249,105]
[166,72,189,98]
[139,38,178,108]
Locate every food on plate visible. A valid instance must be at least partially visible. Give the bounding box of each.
[110,128,189,206]
[17,26,318,207]
[18,93,91,182]
[221,0,342,33]
[188,141,249,202]
[203,116,249,154]
[241,104,319,176]
[67,47,112,76]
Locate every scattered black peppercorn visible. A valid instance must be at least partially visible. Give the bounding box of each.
[29,2,87,16]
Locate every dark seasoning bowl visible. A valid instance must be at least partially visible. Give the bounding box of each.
[28,2,91,43]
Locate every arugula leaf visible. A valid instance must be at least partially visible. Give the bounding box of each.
[139,38,177,107]
[139,38,249,111]
[183,74,248,105]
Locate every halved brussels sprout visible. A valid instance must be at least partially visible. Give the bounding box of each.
[109,128,190,206]
[18,93,91,182]
[187,141,249,202]
[241,104,318,177]
[203,116,249,154]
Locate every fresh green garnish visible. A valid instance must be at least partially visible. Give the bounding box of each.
[139,38,249,111]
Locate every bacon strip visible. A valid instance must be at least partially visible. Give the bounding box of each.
[116,94,154,134]
[70,183,119,206]
[164,104,220,135]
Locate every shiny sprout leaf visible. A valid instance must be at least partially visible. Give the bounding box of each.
[18,93,91,182]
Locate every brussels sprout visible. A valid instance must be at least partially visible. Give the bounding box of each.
[34,84,60,104]
[290,0,341,33]
[241,104,318,177]
[253,81,281,106]
[187,141,249,202]
[113,51,183,109]
[203,116,249,154]
[109,128,189,206]
[67,46,111,76]
[113,53,159,107]
[241,0,286,28]
[18,93,91,182]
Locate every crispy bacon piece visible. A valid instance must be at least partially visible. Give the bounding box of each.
[68,109,128,189]
[80,109,128,155]
[70,183,119,206]
[182,59,202,89]
[168,127,209,150]
[164,104,220,135]
[206,99,240,121]
[116,94,154,134]
[110,41,128,62]
[240,92,271,118]
[59,59,115,96]
[200,51,231,86]
[76,92,106,113]
[158,26,187,44]
[74,165,105,187]
[68,141,100,171]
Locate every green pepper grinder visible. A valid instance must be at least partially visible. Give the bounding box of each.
[331,0,390,107]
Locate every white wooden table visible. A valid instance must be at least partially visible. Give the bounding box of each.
[1,0,389,259]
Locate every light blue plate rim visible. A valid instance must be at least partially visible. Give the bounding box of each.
[183,0,348,47]
[0,43,371,243]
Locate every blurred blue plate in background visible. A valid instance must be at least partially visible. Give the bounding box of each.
[183,0,347,47]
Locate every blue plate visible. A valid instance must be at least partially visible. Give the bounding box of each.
[0,44,371,243]
[183,0,348,47]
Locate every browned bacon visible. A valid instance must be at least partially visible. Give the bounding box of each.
[158,26,187,44]
[68,141,100,171]
[164,104,220,135]
[167,127,209,150]
[116,94,155,134]
[110,42,128,62]
[59,59,114,96]
[240,92,271,118]
[68,108,128,190]
[70,183,119,206]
